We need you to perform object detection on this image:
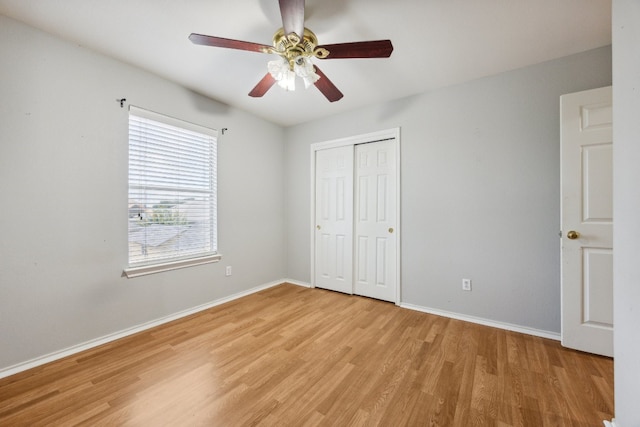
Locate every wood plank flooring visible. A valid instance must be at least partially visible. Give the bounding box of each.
[0,283,614,426]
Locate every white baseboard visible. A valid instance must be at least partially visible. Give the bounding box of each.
[283,279,312,288]
[400,302,561,341]
[0,279,287,380]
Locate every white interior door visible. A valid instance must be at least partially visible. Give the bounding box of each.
[314,146,354,294]
[354,140,397,302]
[560,86,613,357]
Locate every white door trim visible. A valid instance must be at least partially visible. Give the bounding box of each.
[309,128,401,305]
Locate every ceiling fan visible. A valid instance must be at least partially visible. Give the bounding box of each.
[188,0,393,102]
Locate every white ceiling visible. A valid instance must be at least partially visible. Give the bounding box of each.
[0,0,611,127]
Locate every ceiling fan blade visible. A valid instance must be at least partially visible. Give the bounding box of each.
[318,40,394,59]
[189,33,272,53]
[248,73,277,97]
[313,66,343,102]
[279,0,305,38]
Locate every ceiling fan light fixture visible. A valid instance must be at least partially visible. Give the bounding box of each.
[268,55,319,91]
[294,56,320,89]
[268,57,288,79]
[281,69,296,91]
[268,57,294,91]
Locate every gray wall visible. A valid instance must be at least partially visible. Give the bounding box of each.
[612,1,640,424]
[285,46,612,334]
[0,15,285,370]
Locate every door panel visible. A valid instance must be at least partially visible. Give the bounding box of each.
[314,146,354,294]
[583,144,613,221]
[583,248,613,326]
[353,140,397,302]
[560,86,613,357]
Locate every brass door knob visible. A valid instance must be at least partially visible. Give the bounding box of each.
[388,227,394,233]
[316,225,321,230]
[567,230,580,240]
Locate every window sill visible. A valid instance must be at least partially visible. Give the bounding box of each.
[123,254,222,278]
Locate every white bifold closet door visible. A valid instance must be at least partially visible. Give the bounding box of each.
[314,138,398,303]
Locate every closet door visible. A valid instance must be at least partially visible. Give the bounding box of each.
[353,140,397,302]
[314,146,354,294]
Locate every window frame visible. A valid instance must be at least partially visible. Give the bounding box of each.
[123,106,220,278]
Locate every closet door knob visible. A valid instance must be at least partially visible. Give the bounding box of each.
[388,227,394,233]
[567,230,580,240]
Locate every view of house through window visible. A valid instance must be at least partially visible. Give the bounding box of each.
[127,106,217,269]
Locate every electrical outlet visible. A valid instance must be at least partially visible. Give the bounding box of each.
[462,278,472,291]
[225,266,232,276]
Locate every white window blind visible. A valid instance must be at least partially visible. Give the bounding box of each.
[127,106,217,270]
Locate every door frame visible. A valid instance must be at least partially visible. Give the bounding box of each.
[309,128,402,305]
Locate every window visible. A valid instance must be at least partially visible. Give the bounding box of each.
[124,106,219,278]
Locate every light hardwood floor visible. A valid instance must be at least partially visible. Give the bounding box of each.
[0,283,613,426]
